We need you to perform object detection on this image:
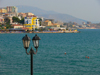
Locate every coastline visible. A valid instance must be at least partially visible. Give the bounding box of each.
[0,31,80,34]
[33,31,80,33]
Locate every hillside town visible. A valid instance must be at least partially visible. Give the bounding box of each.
[0,6,100,33]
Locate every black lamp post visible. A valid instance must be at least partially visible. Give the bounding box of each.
[22,34,40,75]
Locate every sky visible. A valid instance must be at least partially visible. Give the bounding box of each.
[0,0,100,23]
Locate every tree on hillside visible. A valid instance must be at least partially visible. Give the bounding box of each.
[19,18,24,24]
[12,17,25,24]
[6,24,13,29]
[12,16,20,23]
[4,17,10,24]
[38,18,42,26]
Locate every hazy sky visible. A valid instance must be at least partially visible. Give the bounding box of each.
[0,0,100,22]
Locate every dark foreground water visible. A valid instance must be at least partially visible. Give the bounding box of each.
[0,29,100,75]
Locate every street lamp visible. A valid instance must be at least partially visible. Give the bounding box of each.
[22,34,40,75]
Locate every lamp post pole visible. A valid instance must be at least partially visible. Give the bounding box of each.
[30,48,33,75]
[22,34,40,75]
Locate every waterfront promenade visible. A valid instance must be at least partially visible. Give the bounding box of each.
[33,31,80,33]
[0,30,80,33]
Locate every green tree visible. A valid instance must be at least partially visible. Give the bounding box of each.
[38,18,42,26]
[6,24,13,29]
[4,17,10,24]
[63,23,68,25]
[12,16,20,23]
[0,24,2,29]
[12,17,25,24]
[19,18,24,24]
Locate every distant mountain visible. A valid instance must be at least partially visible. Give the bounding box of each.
[17,5,87,24]
[37,14,87,24]
[17,5,57,15]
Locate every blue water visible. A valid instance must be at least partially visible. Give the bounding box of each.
[0,29,100,75]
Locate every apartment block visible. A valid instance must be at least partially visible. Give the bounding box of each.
[25,12,34,17]
[24,15,40,30]
[6,6,18,13]
[0,8,7,13]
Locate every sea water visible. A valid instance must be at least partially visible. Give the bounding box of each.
[0,29,100,75]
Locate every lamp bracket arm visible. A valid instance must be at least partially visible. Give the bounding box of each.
[26,49,30,55]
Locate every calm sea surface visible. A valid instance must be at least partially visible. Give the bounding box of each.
[0,29,100,75]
